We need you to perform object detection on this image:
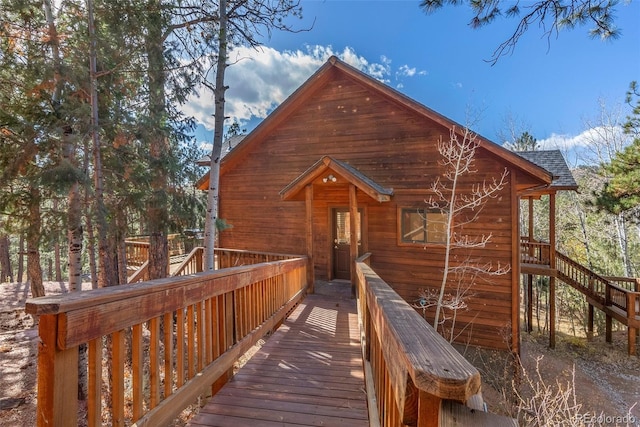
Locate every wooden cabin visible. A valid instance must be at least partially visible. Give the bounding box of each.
[26,57,637,427]
[198,56,559,353]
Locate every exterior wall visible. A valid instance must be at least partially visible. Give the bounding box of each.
[218,74,516,350]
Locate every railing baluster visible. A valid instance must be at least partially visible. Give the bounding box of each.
[112,330,125,426]
[197,301,205,372]
[176,308,185,387]
[149,317,160,408]
[187,305,195,380]
[163,312,174,398]
[88,337,102,427]
[132,323,143,420]
[205,298,213,364]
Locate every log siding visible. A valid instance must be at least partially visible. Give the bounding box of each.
[208,57,551,351]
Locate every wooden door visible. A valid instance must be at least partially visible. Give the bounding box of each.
[332,208,361,280]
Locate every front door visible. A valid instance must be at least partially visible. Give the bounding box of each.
[332,208,361,280]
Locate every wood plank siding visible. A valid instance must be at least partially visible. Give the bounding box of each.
[204,57,552,351]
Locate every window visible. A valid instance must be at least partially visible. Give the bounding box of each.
[399,208,447,244]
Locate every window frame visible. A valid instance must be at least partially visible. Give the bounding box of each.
[397,206,448,246]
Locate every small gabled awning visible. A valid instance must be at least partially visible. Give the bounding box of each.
[280,156,394,202]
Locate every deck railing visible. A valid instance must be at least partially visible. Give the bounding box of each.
[127,260,149,283]
[520,238,551,265]
[26,253,308,426]
[125,240,150,267]
[215,248,301,269]
[172,247,204,277]
[603,276,640,292]
[355,253,484,427]
[555,252,639,355]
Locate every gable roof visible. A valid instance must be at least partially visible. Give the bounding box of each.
[517,150,578,192]
[280,156,394,202]
[196,134,246,166]
[199,56,553,191]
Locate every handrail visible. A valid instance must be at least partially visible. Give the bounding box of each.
[603,276,640,292]
[215,248,301,269]
[172,247,204,277]
[555,251,638,355]
[355,255,482,426]
[125,240,150,266]
[26,254,308,426]
[520,240,551,265]
[127,260,149,283]
[520,237,638,355]
[125,234,190,267]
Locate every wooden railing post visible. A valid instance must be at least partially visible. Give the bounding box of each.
[37,314,78,427]
[604,284,613,343]
[587,304,594,341]
[627,292,637,356]
[417,390,440,427]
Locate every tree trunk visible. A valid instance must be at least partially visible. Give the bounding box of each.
[116,209,127,285]
[614,214,633,277]
[577,203,594,270]
[17,234,24,283]
[54,240,62,281]
[68,182,83,289]
[204,0,228,271]
[146,0,169,280]
[0,234,12,283]
[27,189,45,298]
[86,209,98,289]
[87,0,116,288]
[83,123,98,289]
[62,128,83,291]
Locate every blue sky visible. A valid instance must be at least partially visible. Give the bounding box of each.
[187,1,640,163]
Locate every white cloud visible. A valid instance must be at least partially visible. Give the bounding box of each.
[536,126,632,166]
[397,64,416,78]
[538,126,628,151]
[183,45,426,131]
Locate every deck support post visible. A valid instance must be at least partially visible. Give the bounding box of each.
[527,275,533,332]
[627,293,636,356]
[37,314,79,427]
[549,277,556,348]
[349,184,358,297]
[549,193,556,349]
[305,184,314,293]
[587,304,594,341]
[605,315,613,343]
[605,285,612,343]
[527,199,534,333]
[417,390,440,427]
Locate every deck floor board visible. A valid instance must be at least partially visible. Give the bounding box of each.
[187,292,369,427]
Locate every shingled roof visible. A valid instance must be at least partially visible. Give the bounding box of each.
[517,150,578,191]
[196,134,247,166]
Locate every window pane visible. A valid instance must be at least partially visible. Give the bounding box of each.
[336,211,349,244]
[335,211,362,245]
[401,209,425,243]
[426,212,447,243]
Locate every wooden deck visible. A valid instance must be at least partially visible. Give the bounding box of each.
[187,290,369,427]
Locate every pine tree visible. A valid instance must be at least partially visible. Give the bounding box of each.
[597,82,640,216]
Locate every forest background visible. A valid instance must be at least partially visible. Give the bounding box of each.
[0,1,639,342]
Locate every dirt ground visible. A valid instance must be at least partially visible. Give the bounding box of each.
[1,281,639,426]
